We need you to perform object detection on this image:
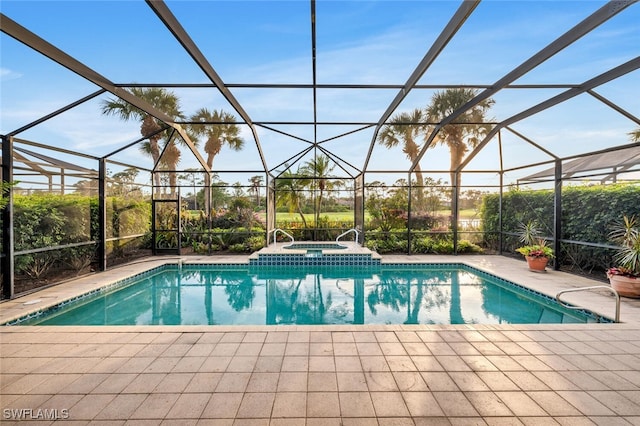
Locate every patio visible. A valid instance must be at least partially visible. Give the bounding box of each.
[3,255,640,424]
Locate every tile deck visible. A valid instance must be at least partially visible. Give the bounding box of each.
[2,255,640,425]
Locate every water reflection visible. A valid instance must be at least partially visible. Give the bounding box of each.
[31,266,590,325]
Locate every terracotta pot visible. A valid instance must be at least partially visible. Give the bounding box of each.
[525,256,549,272]
[608,274,640,298]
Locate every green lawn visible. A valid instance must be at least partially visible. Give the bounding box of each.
[267,212,361,222]
[265,209,479,223]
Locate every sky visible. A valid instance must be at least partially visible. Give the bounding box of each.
[1,0,639,190]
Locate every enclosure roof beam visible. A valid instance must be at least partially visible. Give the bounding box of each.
[145,0,268,173]
[363,0,480,172]
[410,0,636,173]
[504,127,558,160]
[14,147,97,174]
[457,56,640,172]
[0,13,210,174]
[311,0,318,145]
[587,89,640,126]
[6,90,106,138]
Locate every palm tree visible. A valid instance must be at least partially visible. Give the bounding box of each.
[248,175,264,207]
[377,108,428,209]
[275,167,308,228]
[101,88,184,193]
[302,154,340,226]
[189,108,245,169]
[630,127,640,142]
[425,88,494,187]
[140,137,182,196]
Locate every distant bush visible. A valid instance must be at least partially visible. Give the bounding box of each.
[480,183,640,274]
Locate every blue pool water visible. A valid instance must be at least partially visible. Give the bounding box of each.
[15,264,607,325]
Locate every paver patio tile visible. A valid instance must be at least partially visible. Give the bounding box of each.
[460,355,498,372]
[587,371,639,390]
[448,371,490,391]
[307,372,338,392]
[411,356,444,372]
[360,356,390,372]
[402,342,430,356]
[282,357,309,372]
[335,356,362,371]
[236,392,276,418]
[272,392,306,418]
[333,343,358,356]
[449,342,481,356]
[476,371,519,391]
[210,344,240,357]
[504,371,550,391]
[184,372,223,393]
[123,373,166,393]
[91,373,138,394]
[393,371,429,391]
[560,371,609,391]
[370,392,410,417]
[465,391,513,416]
[200,393,243,418]
[253,357,283,373]
[385,356,416,372]
[401,391,444,417]
[306,392,340,418]
[71,394,118,420]
[432,391,478,417]
[337,372,368,391]
[95,394,147,420]
[145,357,181,373]
[63,374,111,394]
[285,343,309,356]
[526,391,582,416]
[339,392,375,417]
[587,390,640,415]
[226,356,258,372]
[421,371,459,391]
[277,372,307,392]
[310,343,334,356]
[309,357,335,372]
[161,344,193,357]
[493,392,546,417]
[364,371,398,392]
[532,371,581,391]
[155,372,195,393]
[215,372,251,393]
[434,355,471,372]
[246,373,279,393]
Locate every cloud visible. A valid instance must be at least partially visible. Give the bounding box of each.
[0,67,22,81]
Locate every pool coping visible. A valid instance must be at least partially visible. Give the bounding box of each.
[2,254,640,326]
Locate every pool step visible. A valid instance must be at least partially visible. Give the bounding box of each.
[249,252,381,266]
[305,249,323,258]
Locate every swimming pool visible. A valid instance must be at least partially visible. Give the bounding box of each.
[11,264,609,325]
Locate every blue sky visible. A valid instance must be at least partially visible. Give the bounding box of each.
[1,0,639,188]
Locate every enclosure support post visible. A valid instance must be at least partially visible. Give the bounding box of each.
[97,158,107,271]
[407,172,412,255]
[151,181,157,255]
[452,172,459,255]
[498,171,504,255]
[1,135,14,299]
[553,160,562,271]
[355,174,365,245]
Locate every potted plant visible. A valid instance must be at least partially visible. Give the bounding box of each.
[515,220,554,272]
[607,215,640,298]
